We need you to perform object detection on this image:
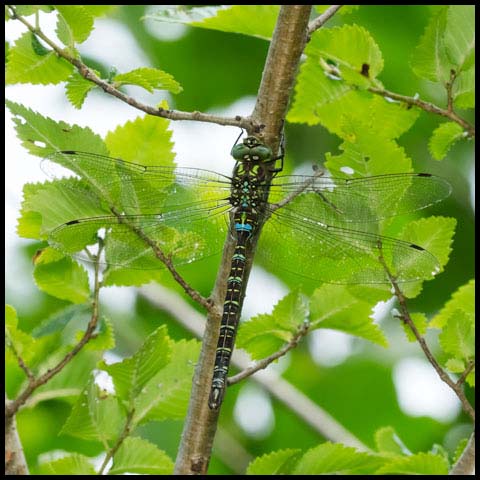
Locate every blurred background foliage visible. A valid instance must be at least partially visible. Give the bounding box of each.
[6,5,474,474]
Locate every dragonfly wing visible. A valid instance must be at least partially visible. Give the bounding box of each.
[43,151,232,214]
[49,200,231,270]
[269,173,451,224]
[258,207,440,284]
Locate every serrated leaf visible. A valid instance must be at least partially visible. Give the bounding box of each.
[60,378,124,442]
[109,437,174,475]
[430,279,474,329]
[445,358,465,373]
[148,5,279,40]
[444,6,475,73]
[99,325,172,405]
[237,291,308,360]
[246,449,302,475]
[6,100,108,158]
[5,305,36,362]
[310,285,388,347]
[5,32,73,84]
[376,452,449,475]
[105,114,175,167]
[428,122,465,160]
[13,5,53,17]
[399,216,456,276]
[438,310,474,361]
[452,67,475,109]
[402,312,427,342]
[288,25,384,126]
[113,67,182,94]
[133,339,200,423]
[37,454,97,475]
[374,427,411,456]
[65,72,97,109]
[18,179,107,247]
[410,8,450,83]
[293,442,385,475]
[56,6,95,46]
[33,246,90,303]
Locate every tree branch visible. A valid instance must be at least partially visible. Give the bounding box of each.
[450,432,475,475]
[6,5,255,131]
[227,321,309,386]
[5,249,102,420]
[5,395,29,475]
[368,86,475,137]
[307,5,343,35]
[377,249,475,422]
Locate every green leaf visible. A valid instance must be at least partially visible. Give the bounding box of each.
[133,339,200,423]
[99,325,172,405]
[402,313,427,342]
[310,285,388,347]
[18,179,107,247]
[56,6,95,46]
[109,437,174,475]
[5,32,73,84]
[445,358,465,373]
[374,426,411,456]
[5,305,36,362]
[452,67,475,109]
[376,452,449,475]
[237,291,308,360]
[444,6,475,73]
[38,454,97,475]
[65,72,97,109]
[430,279,474,328]
[148,5,279,40]
[33,246,90,303]
[410,8,450,83]
[246,449,302,475]
[6,100,108,158]
[113,67,182,94]
[398,216,456,276]
[438,310,474,361]
[428,122,465,160]
[105,114,175,167]
[60,378,124,442]
[13,6,54,16]
[293,442,384,475]
[288,24,385,126]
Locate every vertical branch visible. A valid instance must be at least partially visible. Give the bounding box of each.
[5,395,29,475]
[174,5,313,475]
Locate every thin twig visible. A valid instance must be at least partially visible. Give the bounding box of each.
[446,69,457,114]
[5,248,103,420]
[376,246,475,422]
[307,5,343,35]
[7,341,35,382]
[228,321,309,385]
[98,408,135,475]
[110,206,212,311]
[455,360,475,388]
[6,5,254,131]
[368,86,475,137]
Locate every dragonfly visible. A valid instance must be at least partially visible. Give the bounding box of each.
[42,136,451,409]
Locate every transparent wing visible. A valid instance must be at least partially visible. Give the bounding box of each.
[268,173,451,225]
[258,205,440,284]
[49,201,232,270]
[42,150,235,270]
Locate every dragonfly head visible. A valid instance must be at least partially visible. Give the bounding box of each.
[231,136,273,163]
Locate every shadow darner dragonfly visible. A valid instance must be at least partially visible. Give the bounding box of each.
[42,137,451,409]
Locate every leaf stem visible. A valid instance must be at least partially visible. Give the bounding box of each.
[228,321,309,385]
[368,86,475,138]
[307,5,343,36]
